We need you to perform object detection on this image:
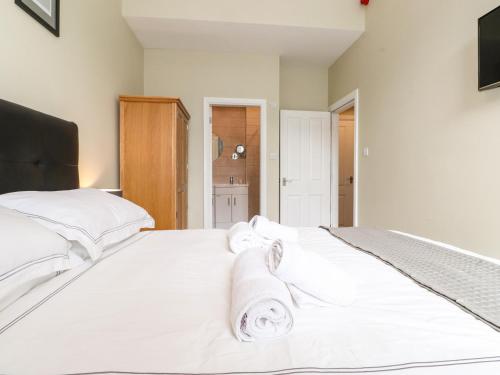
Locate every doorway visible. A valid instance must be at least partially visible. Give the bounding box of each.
[203,98,267,229]
[337,107,355,227]
[211,105,260,228]
[279,92,359,228]
[329,89,359,228]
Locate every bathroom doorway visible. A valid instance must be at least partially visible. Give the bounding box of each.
[203,98,267,229]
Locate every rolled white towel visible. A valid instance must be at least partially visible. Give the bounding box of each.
[228,222,270,254]
[231,248,295,342]
[267,240,356,308]
[249,215,299,242]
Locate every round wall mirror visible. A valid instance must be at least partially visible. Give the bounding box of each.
[236,144,245,154]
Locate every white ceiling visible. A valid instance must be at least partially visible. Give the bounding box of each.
[125,17,364,66]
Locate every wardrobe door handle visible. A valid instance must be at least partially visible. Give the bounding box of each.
[227,197,230,206]
[233,197,236,206]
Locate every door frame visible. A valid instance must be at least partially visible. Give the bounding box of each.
[329,89,360,227]
[203,97,267,229]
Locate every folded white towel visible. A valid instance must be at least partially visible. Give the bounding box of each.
[228,222,270,254]
[267,240,356,308]
[231,248,295,342]
[249,215,299,242]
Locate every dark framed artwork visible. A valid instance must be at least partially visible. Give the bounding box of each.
[15,0,60,37]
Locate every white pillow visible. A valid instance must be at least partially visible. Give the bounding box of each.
[0,189,155,260]
[0,206,72,310]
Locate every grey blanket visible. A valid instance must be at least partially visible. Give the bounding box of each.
[325,227,500,331]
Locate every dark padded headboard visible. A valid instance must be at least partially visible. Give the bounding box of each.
[0,99,79,194]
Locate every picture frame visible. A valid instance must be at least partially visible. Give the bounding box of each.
[15,0,60,37]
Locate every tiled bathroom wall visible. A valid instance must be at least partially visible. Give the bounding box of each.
[245,107,260,218]
[212,106,247,184]
[212,105,261,217]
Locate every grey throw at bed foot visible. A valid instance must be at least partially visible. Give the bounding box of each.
[323,227,500,331]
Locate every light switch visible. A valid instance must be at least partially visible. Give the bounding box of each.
[363,147,369,157]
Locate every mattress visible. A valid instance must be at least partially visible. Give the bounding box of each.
[0,228,499,374]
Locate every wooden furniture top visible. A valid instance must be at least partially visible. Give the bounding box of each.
[119,95,190,120]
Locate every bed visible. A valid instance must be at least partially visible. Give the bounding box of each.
[0,99,499,374]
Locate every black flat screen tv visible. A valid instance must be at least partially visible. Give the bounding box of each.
[479,5,500,90]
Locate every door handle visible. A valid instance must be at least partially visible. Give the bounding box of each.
[227,197,230,206]
[233,197,236,206]
[282,177,294,186]
[349,176,354,184]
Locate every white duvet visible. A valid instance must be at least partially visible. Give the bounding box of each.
[0,228,499,374]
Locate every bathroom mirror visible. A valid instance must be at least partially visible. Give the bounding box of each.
[212,134,224,161]
[236,144,245,154]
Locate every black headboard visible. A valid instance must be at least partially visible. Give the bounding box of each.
[0,99,79,194]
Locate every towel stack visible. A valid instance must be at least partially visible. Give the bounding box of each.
[229,216,356,342]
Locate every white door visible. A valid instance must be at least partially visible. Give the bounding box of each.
[280,110,331,227]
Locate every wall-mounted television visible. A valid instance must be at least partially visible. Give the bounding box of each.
[479,5,500,91]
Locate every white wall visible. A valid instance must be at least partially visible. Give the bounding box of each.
[144,49,280,228]
[0,0,144,188]
[328,0,500,258]
[280,60,329,111]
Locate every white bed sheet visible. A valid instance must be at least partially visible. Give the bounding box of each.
[0,228,499,374]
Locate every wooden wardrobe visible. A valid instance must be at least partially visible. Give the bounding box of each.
[119,96,190,230]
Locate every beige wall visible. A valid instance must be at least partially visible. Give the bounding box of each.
[144,49,280,228]
[0,0,144,188]
[280,61,329,111]
[328,0,500,258]
[123,0,365,31]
